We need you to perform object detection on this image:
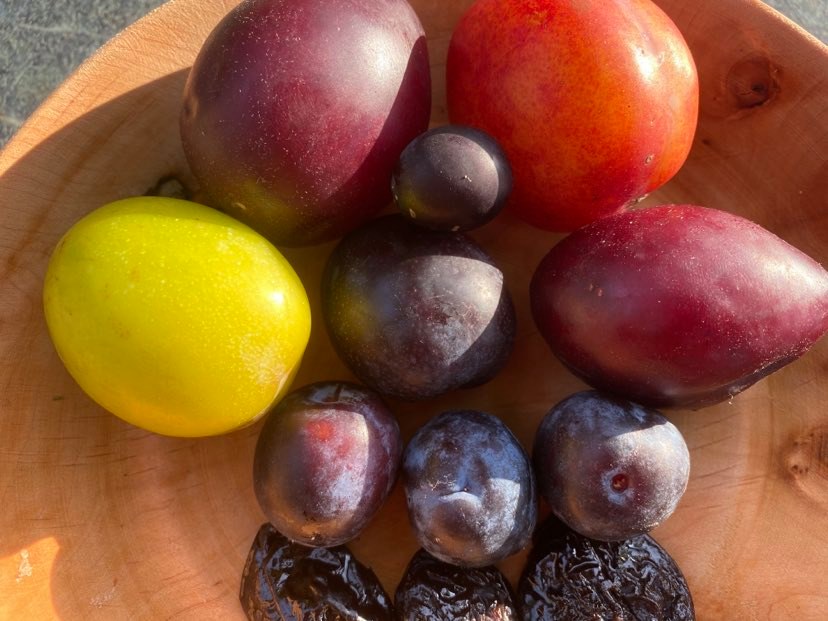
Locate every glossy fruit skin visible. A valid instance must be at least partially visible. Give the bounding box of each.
[402,410,537,568]
[533,391,690,541]
[518,517,695,621]
[446,0,698,232]
[392,125,513,232]
[530,205,828,409]
[394,548,518,620]
[321,215,516,400]
[240,522,393,620]
[181,0,431,247]
[253,381,402,547]
[42,197,311,437]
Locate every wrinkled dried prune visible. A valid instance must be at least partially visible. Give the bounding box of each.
[395,549,517,620]
[519,517,695,621]
[240,523,393,620]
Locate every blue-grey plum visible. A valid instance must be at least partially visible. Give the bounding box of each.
[402,410,536,567]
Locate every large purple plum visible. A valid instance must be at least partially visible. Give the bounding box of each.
[530,204,828,409]
[533,391,690,541]
[181,0,431,246]
[321,215,516,400]
[253,381,402,547]
[402,410,537,568]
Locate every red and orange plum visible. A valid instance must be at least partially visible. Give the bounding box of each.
[446,0,698,231]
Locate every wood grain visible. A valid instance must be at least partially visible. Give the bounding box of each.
[0,0,826,619]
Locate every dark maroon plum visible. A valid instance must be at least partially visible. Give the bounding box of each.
[519,517,695,621]
[392,125,512,232]
[533,391,690,541]
[321,215,516,400]
[394,549,518,620]
[253,381,402,547]
[240,522,393,620]
[181,0,431,246]
[530,204,828,408]
[402,410,536,567]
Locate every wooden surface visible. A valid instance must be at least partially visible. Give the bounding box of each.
[1,0,827,619]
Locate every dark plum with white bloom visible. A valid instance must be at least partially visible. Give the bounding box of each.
[402,410,536,567]
[533,391,690,541]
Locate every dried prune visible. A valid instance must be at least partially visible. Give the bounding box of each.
[519,517,695,621]
[240,523,393,620]
[395,549,518,620]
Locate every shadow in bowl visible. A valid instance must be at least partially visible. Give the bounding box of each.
[0,69,275,620]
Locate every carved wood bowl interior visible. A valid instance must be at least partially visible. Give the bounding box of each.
[1,0,827,618]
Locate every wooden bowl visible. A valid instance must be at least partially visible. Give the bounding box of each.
[1,0,826,618]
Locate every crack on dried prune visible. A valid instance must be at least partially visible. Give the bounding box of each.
[395,549,517,620]
[240,523,393,620]
[519,517,694,621]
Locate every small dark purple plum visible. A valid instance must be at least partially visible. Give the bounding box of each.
[253,381,402,547]
[530,204,828,408]
[519,517,695,621]
[394,548,518,620]
[321,215,516,400]
[240,522,393,620]
[180,0,431,246]
[533,391,690,541]
[392,125,512,232]
[402,410,537,568]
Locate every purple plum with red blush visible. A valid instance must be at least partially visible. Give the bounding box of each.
[530,204,828,409]
[253,381,402,547]
[180,0,431,246]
